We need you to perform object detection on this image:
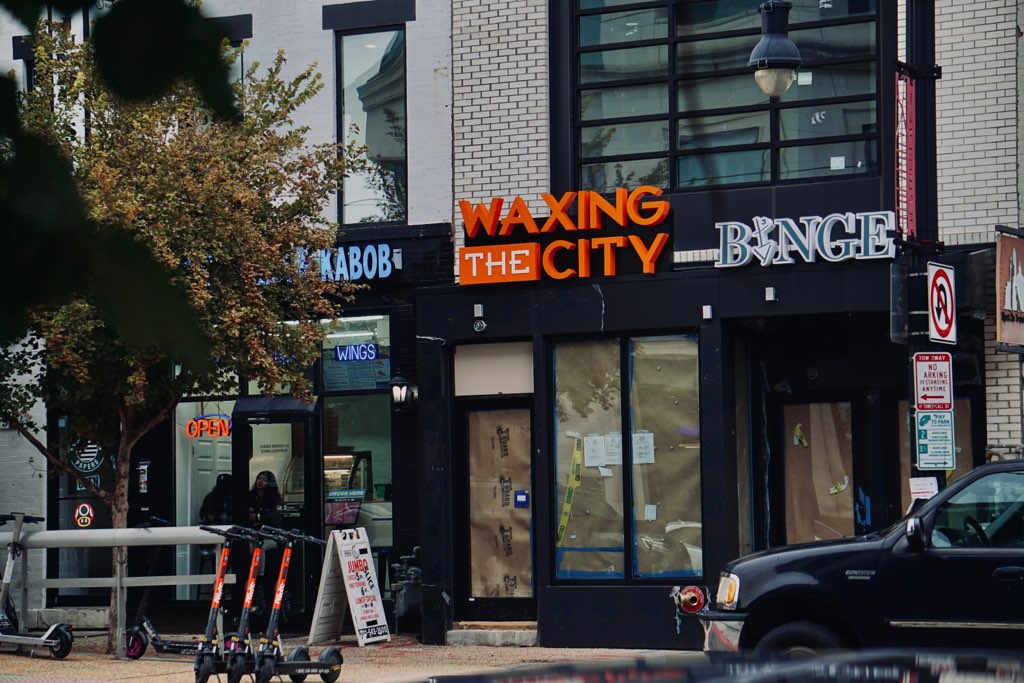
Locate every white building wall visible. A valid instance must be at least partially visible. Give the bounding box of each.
[200,0,453,225]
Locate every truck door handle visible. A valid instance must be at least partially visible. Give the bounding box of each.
[993,566,1024,582]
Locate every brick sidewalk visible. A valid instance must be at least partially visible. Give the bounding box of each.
[0,633,702,683]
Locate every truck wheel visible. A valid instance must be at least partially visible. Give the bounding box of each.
[753,622,844,657]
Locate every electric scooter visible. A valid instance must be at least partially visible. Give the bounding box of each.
[218,526,269,683]
[125,523,254,669]
[193,525,264,683]
[0,513,74,659]
[244,526,341,683]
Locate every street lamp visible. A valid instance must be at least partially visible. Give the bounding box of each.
[747,0,802,98]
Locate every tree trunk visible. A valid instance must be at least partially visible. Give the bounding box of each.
[106,438,133,654]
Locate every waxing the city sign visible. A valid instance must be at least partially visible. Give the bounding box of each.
[457,187,671,285]
[715,210,896,267]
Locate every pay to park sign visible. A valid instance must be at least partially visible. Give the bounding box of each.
[913,352,956,470]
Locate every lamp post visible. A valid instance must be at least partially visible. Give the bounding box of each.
[747,1,802,98]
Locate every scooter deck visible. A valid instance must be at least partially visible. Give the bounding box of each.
[269,661,342,676]
[0,633,61,647]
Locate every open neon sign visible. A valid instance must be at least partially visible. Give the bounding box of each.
[186,414,232,438]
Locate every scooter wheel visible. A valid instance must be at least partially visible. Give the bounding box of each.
[287,646,310,683]
[195,653,216,683]
[256,657,276,683]
[49,626,73,659]
[125,628,148,660]
[318,647,343,683]
[227,652,248,683]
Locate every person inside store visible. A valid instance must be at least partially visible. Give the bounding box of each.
[247,470,284,620]
[199,473,233,525]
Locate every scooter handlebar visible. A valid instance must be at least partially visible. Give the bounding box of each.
[257,525,326,546]
[199,525,261,542]
[0,513,44,523]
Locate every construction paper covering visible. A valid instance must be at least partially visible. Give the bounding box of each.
[468,408,534,598]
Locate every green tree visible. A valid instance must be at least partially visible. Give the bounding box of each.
[1,19,364,651]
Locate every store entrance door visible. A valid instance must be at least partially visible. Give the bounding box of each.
[454,401,535,621]
[231,398,321,627]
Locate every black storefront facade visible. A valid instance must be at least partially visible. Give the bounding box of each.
[415,201,988,650]
[409,0,991,651]
[47,225,453,629]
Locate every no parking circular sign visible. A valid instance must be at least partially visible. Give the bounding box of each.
[928,262,957,345]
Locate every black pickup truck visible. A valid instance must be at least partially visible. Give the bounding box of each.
[676,460,1024,655]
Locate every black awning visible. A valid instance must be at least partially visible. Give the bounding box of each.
[231,396,316,420]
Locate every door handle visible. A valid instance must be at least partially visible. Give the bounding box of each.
[992,566,1024,582]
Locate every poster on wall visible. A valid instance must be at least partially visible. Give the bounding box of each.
[996,228,1024,350]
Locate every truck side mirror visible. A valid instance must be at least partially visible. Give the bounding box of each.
[905,516,927,550]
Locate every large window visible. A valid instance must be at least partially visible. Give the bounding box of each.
[552,335,701,580]
[574,0,879,190]
[338,30,408,225]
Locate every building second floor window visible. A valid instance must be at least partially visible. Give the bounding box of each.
[574,0,879,191]
[338,30,408,225]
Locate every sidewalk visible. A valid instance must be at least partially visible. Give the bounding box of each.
[0,632,706,682]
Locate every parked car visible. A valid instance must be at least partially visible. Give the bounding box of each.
[675,460,1024,655]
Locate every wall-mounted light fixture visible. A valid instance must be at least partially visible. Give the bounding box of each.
[391,372,417,412]
[473,303,487,333]
[702,305,714,320]
[748,1,802,98]
[765,286,779,302]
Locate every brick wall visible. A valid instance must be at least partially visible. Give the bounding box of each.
[933,0,1022,455]
[452,0,549,273]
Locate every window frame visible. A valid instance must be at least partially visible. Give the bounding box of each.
[334,26,409,230]
[566,1,882,191]
[550,333,702,584]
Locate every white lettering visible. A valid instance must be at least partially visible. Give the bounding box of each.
[715,210,896,268]
[717,222,754,267]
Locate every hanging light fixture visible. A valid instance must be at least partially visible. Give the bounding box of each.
[748,1,802,98]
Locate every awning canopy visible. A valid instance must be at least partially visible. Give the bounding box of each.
[231,396,316,421]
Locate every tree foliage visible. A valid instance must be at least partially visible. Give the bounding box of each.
[0,21,364,521]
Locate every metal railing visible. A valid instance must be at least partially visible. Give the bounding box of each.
[0,525,233,658]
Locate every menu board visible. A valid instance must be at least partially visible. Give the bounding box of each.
[321,350,391,392]
[307,528,390,646]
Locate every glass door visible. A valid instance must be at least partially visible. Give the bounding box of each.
[457,403,535,620]
[232,414,319,626]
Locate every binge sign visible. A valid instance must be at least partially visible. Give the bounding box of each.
[716,210,896,268]
[458,186,671,285]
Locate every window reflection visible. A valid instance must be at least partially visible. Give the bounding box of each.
[581,121,670,158]
[340,31,407,225]
[779,102,876,141]
[579,8,668,47]
[581,158,669,193]
[581,84,668,120]
[580,46,669,84]
[779,140,877,180]
[678,149,769,186]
